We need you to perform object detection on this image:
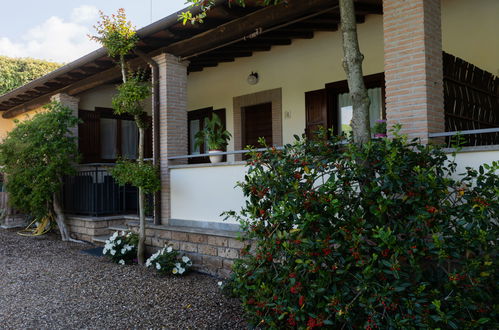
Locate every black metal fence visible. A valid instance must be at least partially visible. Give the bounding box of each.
[62,165,138,216]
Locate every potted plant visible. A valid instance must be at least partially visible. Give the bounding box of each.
[194,113,231,163]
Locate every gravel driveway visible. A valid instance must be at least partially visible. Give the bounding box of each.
[0,229,246,329]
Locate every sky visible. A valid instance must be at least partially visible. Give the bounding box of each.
[0,0,188,63]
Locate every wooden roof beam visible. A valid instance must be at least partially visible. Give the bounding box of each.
[293,21,338,31]
[166,0,338,57]
[192,57,236,63]
[259,31,314,40]
[354,2,383,15]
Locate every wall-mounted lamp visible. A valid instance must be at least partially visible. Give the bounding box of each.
[247,72,259,85]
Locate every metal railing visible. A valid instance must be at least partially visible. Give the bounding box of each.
[429,127,499,147]
[167,147,284,161]
[62,165,137,216]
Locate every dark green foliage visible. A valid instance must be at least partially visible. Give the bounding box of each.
[227,133,498,329]
[112,72,151,125]
[0,56,61,96]
[110,159,160,194]
[0,102,79,219]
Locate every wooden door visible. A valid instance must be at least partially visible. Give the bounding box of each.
[242,102,273,148]
[305,89,329,139]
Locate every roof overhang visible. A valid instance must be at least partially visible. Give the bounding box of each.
[0,0,382,118]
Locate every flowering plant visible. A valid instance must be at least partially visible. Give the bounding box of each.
[373,119,387,137]
[102,231,138,265]
[146,245,193,275]
[226,131,498,328]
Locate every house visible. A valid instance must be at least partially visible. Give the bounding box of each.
[0,0,497,276]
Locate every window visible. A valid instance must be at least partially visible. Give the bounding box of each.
[187,107,226,164]
[79,108,152,163]
[337,87,383,135]
[305,73,385,138]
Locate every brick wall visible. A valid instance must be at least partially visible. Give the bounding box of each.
[152,54,189,225]
[127,223,247,278]
[383,0,444,142]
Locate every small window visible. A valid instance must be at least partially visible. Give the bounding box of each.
[187,107,226,164]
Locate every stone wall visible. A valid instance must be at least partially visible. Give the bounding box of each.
[126,222,247,278]
[67,216,126,242]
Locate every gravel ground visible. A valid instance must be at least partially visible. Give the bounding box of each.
[0,229,246,329]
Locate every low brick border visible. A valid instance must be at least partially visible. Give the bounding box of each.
[126,221,248,278]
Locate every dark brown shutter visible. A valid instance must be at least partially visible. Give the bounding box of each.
[144,116,153,159]
[305,89,329,139]
[78,110,100,163]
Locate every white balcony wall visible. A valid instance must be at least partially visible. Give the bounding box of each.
[449,148,499,178]
[170,148,498,227]
[170,163,247,224]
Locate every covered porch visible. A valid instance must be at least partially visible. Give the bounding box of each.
[157,0,497,229]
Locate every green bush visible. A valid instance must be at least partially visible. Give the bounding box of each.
[227,133,498,329]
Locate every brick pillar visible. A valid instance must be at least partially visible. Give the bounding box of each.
[50,93,79,138]
[383,0,444,143]
[152,53,189,225]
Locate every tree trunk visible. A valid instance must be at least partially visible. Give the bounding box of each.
[136,119,146,265]
[53,193,70,241]
[340,0,371,144]
[120,55,127,83]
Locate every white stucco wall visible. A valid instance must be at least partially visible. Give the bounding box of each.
[442,0,499,76]
[170,149,498,224]
[170,163,247,224]
[450,149,499,178]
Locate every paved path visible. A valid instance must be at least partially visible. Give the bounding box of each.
[0,229,245,329]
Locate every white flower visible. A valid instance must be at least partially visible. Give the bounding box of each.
[178,267,185,275]
[172,267,178,274]
[121,231,126,236]
[156,263,161,270]
[145,258,152,267]
[119,259,125,265]
[102,248,108,255]
[166,246,173,253]
[110,249,116,256]
[217,281,223,287]
[121,248,126,254]
[112,232,118,239]
[175,262,181,269]
[182,256,190,263]
[117,240,122,245]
